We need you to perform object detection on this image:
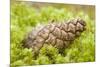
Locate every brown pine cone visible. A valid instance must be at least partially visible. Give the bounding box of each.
[22,18,86,53]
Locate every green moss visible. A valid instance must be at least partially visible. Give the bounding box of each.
[11,2,95,67]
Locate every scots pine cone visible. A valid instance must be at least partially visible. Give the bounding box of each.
[22,18,86,53]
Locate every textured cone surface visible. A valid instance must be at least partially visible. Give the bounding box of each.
[22,18,86,53]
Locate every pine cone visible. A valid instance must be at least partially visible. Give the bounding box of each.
[22,18,86,53]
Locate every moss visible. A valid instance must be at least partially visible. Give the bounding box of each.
[11,2,95,67]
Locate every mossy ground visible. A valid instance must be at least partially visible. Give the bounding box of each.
[11,2,95,67]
